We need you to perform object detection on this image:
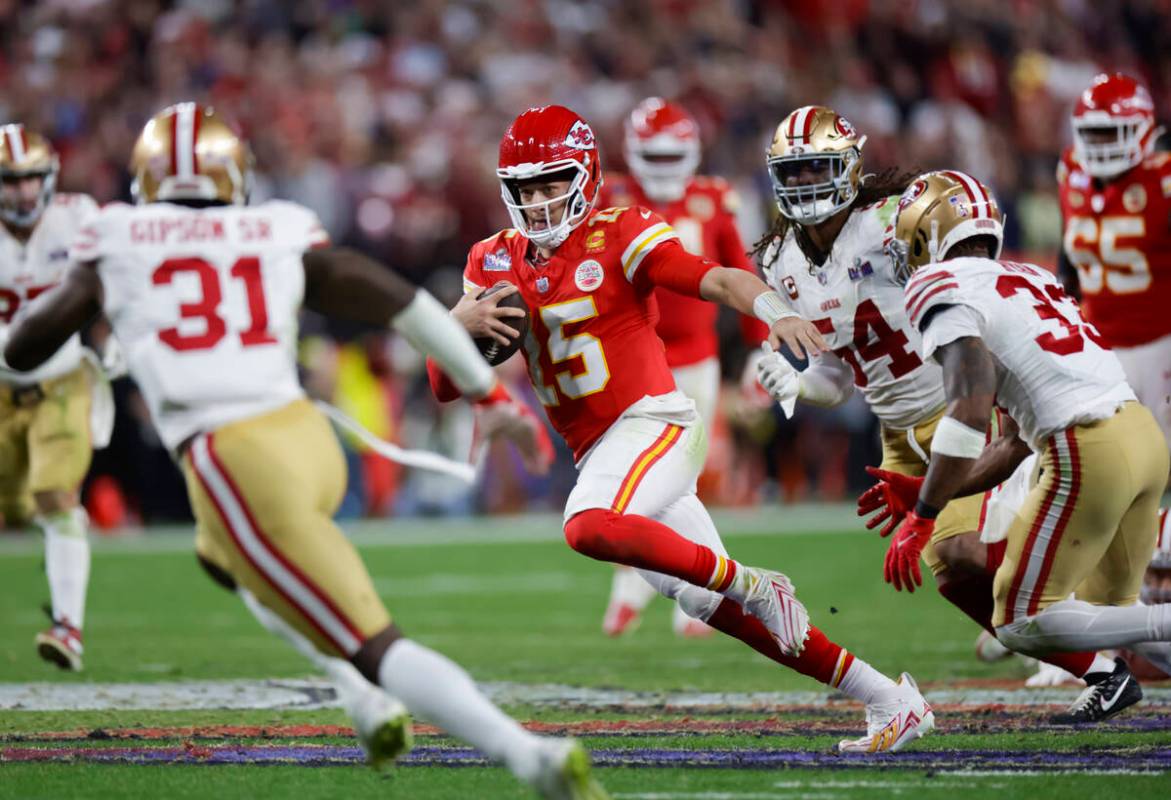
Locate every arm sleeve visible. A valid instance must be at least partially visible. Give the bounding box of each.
[919,304,985,362]
[635,238,719,297]
[799,351,855,406]
[427,253,488,402]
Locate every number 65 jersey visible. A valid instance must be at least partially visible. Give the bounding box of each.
[907,257,1135,448]
[71,200,329,451]
[761,197,944,428]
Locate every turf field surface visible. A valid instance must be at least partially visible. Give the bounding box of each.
[1,507,1168,799]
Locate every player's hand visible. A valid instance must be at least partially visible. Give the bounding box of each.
[473,383,554,476]
[883,512,935,593]
[767,317,828,362]
[738,348,774,410]
[452,284,526,346]
[858,466,925,537]
[755,341,800,418]
[101,335,129,380]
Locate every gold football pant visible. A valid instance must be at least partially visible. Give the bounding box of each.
[0,368,92,525]
[183,399,390,657]
[879,407,1003,576]
[993,402,1169,627]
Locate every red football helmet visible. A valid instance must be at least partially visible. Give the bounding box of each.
[623,97,700,202]
[497,105,602,249]
[1071,73,1158,179]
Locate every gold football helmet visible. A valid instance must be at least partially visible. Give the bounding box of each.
[767,106,867,224]
[887,170,1004,284]
[130,102,251,205]
[0,124,60,227]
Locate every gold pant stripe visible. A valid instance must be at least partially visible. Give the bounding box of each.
[1003,429,1079,625]
[189,432,364,655]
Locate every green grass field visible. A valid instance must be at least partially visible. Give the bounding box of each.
[1,507,1168,799]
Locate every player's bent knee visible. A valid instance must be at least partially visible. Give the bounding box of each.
[351,622,405,684]
[564,508,623,561]
[676,585,721,622]
[995,620,1041,657]
[197,554,238,593]
[933,533,985,575]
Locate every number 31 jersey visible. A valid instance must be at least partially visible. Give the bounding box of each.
[762,197,944,429]
[907,257,1134,447]
[71,200,329,451]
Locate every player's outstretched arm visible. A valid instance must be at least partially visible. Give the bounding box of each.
[697,266,828,360]
[303,247,494,398]
[4,262,102,371]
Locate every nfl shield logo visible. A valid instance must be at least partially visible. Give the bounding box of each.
[536,276,549,293]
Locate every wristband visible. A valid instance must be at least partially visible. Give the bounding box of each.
[753,291,799,327]
[914,500,941,520]
[931,415,986,459]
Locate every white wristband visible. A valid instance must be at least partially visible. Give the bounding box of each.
[391,290,495,397]
[753,291,799,327]
[931,416,986,459]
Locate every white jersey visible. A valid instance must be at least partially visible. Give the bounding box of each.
[907,256,1136,448]
[762,196,945,428]
[0,193,97,384]
[71,200,329,451]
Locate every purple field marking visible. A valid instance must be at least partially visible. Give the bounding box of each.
[4,745,1170,771]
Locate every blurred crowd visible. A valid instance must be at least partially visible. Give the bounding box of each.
[2,0,1167,526]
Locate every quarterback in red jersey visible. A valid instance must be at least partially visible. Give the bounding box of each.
[1058,73,1171,459]
[596,98,767,638]
[430,105,935,754]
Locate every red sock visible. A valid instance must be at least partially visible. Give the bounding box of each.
[706,599,849,685]
[564,508,721,588]
[938,574,1094,677]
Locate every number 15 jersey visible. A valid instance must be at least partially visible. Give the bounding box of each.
[71,200,329,451]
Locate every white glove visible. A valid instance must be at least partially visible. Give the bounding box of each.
[738,348,773,409]
[101,336,129,380]
[755,341,799,418]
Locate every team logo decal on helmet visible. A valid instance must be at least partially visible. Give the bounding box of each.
[564,120,596,150]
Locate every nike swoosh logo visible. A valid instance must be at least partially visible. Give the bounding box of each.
[640,209,652,219]
[1100,677,1130,711]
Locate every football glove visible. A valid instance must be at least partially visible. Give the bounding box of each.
[883,512,935,593]
[754,341,798,418]
[473,382,554,476]
[857,466,925,537]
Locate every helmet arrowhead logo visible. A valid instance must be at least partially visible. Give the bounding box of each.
[564,120,596,150]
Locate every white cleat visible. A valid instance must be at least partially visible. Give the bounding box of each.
[1025,660,1083,688]
[351,690,413,769]
[529,739,610,800]
[838,672,935,754]
[740,567,809,656]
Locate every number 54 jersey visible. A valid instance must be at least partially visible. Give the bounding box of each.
[761,197,944,429]
[71,200,329,451]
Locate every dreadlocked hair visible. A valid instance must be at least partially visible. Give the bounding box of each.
[751,167,921,267]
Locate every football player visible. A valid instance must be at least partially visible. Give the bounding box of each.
[429,104,935,754]
[595,97,767,639]
[879,170,1171,723]
[1058,73,1171,465]
[0,125,99,671]
[751,109,1117,698]
[4,103,608,799]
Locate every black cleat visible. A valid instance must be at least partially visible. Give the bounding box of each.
[1050,657,1142,724]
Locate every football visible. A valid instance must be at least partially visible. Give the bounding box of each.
[474,281,529,366]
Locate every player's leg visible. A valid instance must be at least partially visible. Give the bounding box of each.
[26,369,93,672]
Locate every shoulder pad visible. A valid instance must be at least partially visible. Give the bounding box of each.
[904,264,965,329]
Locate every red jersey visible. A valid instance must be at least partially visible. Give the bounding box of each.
[1058,147,1171,347]
[463,206,716,459]
[599,174,766,366]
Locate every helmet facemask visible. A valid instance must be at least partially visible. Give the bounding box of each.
[625,135,699,203]
[498,160,594,250]
[1072,114,1154,179]
[768,148,862,225]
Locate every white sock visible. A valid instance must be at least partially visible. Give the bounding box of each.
[834,656,898,705]
[608,566,658,612]
[1085,652,1116,677]
[377,638,544,780]
[999,598,1171,654]
[40,509,90,631]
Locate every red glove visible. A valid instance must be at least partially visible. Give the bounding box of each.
[858,466,925,537]
[472,382,554,476]
[883,512,935,593]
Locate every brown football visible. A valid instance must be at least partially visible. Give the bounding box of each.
[474,282,529,366]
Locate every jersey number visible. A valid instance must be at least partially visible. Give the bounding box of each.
[0,284,56,324]
[528,297,610,405]
[813,299,922,387]
[151,257,277,352]
[1063,215,1150,294]
[995,271,1105,355]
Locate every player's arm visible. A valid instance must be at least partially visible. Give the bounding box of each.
[713,208,769,345]
[4,262,103,371]
[950,416,1032,498]
[302,246,495,399]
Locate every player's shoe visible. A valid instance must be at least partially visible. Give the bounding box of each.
[601,567,657,637]
[974,630,1012,662]
[1050,657,1142,724]
[529,739,610,800]
[672,613,715,639]
[1025,660,1083,688]
[601,602,641,637]
[838,673,934,753]
[740,567,809,656]
[35,620,83,672]
[351,690,413,769]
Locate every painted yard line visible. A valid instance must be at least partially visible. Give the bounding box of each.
[2,678,1170,712]
[2,744,1169,771]
[0,505,860,556]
